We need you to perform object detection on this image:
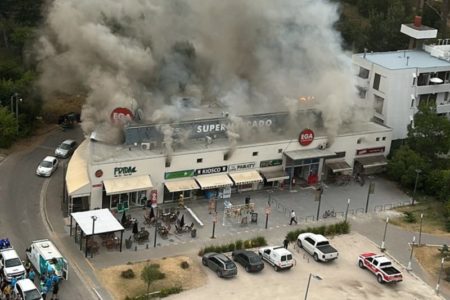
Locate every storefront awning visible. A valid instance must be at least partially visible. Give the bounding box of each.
[228,170,263,185]
[326,160,353,173]
[195,174,234,189]
[104,175,153,195]
[66,140,91,197]
[165,178,200,193]
[260,169,290,182]
[355,155,388,168]
[284,149,335,161]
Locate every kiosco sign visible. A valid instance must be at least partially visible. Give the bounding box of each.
[299,129,314,146]
[111,107,133,124]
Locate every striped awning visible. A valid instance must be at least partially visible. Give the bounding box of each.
[104,175,153,195]
[228,170,263,185]
[165,179,200,192]
[195,174,234,189]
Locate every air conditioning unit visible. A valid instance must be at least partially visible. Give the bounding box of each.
[317,142,328,150]
[141,142,151,150]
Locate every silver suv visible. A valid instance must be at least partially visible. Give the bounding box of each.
[55,139,77,158]
[202,252,237,278]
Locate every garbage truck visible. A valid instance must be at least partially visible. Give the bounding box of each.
[25,239,68,280]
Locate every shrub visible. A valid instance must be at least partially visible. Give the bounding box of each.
[121,269,135,279]
[180,261,190,269]
[255,236,267,247]
[159,286,183,298]
[235,240,243,250]
[403,211,417,223]
[243,239,252,249]
[227,243,236,252]
[286,231,298,242]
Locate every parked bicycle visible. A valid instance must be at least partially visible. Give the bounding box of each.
[322,209,336,218]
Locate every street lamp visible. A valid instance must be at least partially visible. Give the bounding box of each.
[381,217,389,252]
[418,213,424,246]
[412,169,421,206]
[407,235,416,271]
[304,273,322,300]
[10,93,22,134]
[435,257,445,294]
[90,215,98,258]
[344,198,351,223]
[315,185,323,221]
[211,213,217,239]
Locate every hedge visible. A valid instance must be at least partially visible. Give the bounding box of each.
[198,236,267,256]
[285,221,350,242]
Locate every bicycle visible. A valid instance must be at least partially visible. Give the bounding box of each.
[322,209,336,218]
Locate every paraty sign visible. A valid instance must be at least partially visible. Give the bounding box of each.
[114,166,137,177]
[110,107,133,125]
[229,162,255,172]
[299,129,314,146]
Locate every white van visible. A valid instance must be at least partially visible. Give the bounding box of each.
[25,239,68,280]
[258,246,294,271]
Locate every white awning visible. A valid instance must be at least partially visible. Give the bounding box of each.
[195,174,234,189]
[104,175,153,195]
[260,169,290,182]
[326,159,353,173]
[285,149,335,161]
[71,209,124,236]
[165,179,200,193]
[229,170,263,185]
[355,155,388,168]
[66,140,91,197]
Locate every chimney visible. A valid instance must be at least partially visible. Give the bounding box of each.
[414,16,422,28]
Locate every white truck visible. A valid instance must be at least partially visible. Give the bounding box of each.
[258,246,294,271]
[0,248,26,282]
[297,233,339,262]
[25,239,68,280]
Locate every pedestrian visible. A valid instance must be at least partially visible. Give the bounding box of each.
[132,221,139,235]
[3,283,12,300]
[51,281,59,300]
[28,269,36,283]
[289,210,298,225]
[283,238,289,249]
[40,283,48,300]
[45,275,53,295]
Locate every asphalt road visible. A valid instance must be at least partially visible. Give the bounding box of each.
[0,126,93,299]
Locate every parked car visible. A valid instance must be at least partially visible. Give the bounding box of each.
[258,246,294,271]
[231,250,264,273]
[358,252,403,284]
[13,279,43,300]
[0,248,26,282]
[54,139,77,158]
[297,233,339,262]
[36,156,59,177]
[202,253,237,278]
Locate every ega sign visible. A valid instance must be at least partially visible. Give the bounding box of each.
[299,129,314,146]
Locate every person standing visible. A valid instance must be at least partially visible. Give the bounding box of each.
[283,238,289,249]
[289,210,298,225]
[28,269,36,283]
[51,280,59,300]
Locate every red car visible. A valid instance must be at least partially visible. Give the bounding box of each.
[358,252,403,284]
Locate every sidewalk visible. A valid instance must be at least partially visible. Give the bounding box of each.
[46,174,450,299]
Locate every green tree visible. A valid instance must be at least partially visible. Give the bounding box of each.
[425,169,450,201]
[387,145,428,189]
[0,106,16,148]
[140,264,165,299]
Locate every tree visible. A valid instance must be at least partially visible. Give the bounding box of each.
[140,264,165,299]
[387,145,428,189]
[0,106,16,148]
[407,105,450,163]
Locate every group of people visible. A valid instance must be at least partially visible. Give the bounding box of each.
[0,261,60,300]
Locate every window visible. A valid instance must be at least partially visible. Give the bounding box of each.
[382,137,386,141]
[357,138,362,144]
[278,149,282,153]
[373,73,381,90]
[358,67,369,79]
[165,160,171,168]
[356,86,367,99]
[376,137,380,141]
[417,73,430,86]
[374,95,384,114]
[252,151,258,156]
[197,158,203,163]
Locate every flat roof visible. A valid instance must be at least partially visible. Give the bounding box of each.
[32,240,63,260]
[355,50,450,70]
[71,209,124,235]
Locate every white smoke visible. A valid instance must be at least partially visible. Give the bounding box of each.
[35,0,370,144]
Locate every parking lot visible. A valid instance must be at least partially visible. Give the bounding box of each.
[168,232,444,300]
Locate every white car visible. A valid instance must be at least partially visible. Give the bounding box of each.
[36,156,59,177]
[14,279,43,300]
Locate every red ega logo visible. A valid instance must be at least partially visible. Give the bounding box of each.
[110,107,133,125]
[299,129,314,146]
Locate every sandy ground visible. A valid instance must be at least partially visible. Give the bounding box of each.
[96,256,206,300]
[166,232,445,300]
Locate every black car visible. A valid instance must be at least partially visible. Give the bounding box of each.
[231,250,265,273]
[202,253,237,278]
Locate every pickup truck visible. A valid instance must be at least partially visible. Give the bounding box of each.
[0,248,26,282]
[358,252,403,284]
[297,233,339,262]
[258,246,294,271]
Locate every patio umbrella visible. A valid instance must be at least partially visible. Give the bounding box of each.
[149,207,155,219]
[179,214,185,228]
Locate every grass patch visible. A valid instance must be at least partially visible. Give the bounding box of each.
[391,197,449,234]
[415,246,450,285]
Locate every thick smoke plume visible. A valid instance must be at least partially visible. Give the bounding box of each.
[36,0,370,144]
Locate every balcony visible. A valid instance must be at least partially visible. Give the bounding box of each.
[436,102,450,114]
[416,82,450,95]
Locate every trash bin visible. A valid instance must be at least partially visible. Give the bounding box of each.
[245,196,251,205]
[251,212,258,223]
[191,229,197,238]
